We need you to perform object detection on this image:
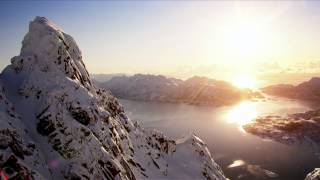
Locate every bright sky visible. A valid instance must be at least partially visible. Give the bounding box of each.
[1,1,320,85]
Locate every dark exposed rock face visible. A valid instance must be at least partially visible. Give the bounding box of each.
[37,115,56,136]
[0,129,33,159]
[69,107,91,126]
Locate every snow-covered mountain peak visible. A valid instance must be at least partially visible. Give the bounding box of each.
[0,17,226,179]
[10,16,92,90]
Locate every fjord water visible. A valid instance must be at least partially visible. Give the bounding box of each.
[120,98,320,180]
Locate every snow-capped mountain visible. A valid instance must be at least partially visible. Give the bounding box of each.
[96,74,262,106]
[0,17,226,179]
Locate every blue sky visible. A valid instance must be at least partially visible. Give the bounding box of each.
[2,1,206,74]
[1,1,320,84]
[0,1,162,68]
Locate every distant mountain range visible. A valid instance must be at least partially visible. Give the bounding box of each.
[262,77,320,101]
[94,74,263,106]
[91,73,126,82]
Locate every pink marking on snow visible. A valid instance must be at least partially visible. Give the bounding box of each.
[49,159,59,168]
[0,170,8,180]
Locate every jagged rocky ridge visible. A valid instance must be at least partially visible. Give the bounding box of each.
[0,17,226,179]
[95,74,262,106]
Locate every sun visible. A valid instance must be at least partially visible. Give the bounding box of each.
[232,75,257,89]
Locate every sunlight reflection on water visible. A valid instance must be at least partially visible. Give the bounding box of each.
[227,159,246,168]
[226,101,257,126]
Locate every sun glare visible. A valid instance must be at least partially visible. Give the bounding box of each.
[213,17,271,66]
[232,75,257,89]
[226,101,257,126]
[223,23,263,57]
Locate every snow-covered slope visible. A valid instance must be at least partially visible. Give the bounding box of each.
[97,74,262,106]
[0,82,50,179]
[0,17,226,179]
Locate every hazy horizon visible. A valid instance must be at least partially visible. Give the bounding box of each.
[2,1,320,86]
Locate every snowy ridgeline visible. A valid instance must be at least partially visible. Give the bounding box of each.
[0,17,227,179]
[94,74,262,106]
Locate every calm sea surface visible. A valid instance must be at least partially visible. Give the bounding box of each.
[119,97,320,180]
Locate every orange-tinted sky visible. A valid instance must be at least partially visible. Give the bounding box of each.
[1,1,320,86]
